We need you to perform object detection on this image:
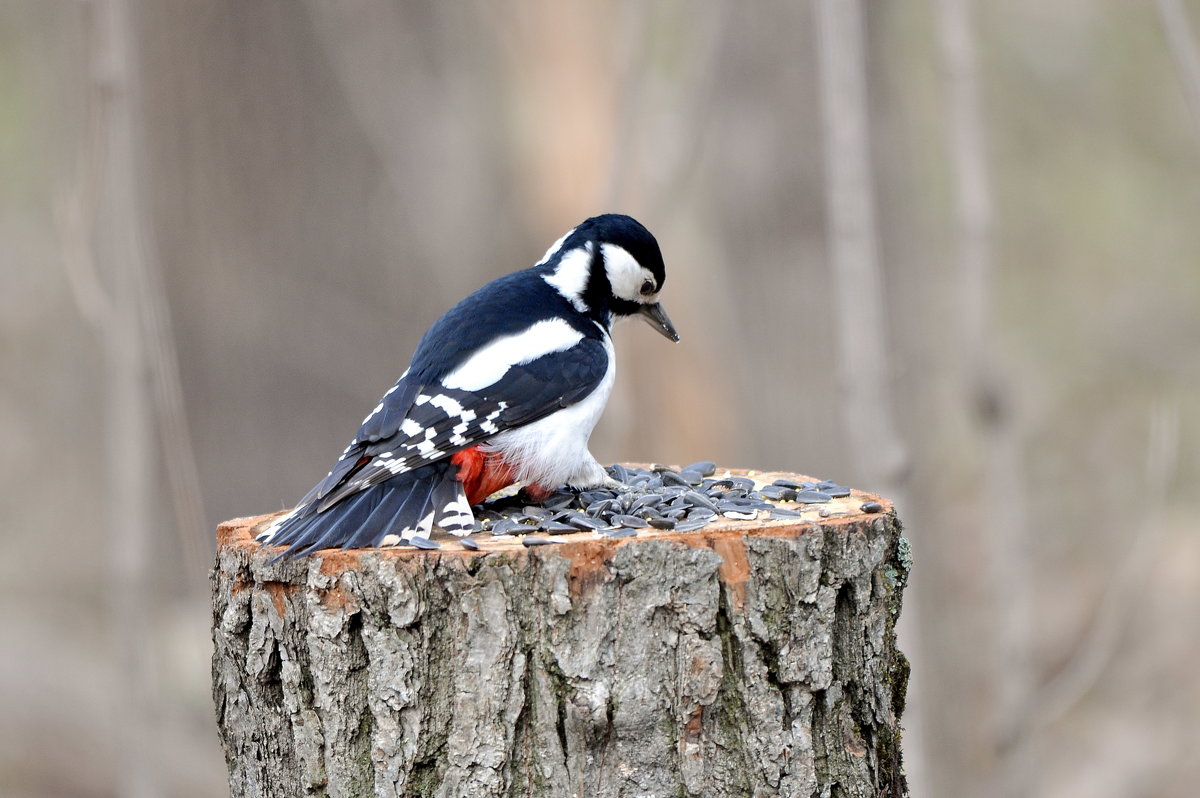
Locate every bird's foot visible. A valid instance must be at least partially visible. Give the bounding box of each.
[598,476,626,492]
[516,484,556,504]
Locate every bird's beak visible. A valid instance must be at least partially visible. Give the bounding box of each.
[639,302,680,342]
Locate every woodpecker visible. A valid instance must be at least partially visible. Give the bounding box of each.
[259,214,678,558]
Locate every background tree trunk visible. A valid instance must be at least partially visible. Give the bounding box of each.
[211,478,910,798]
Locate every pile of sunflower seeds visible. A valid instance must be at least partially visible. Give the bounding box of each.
[469,462,855,547]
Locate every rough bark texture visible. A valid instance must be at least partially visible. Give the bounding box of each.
[212,474,910,798]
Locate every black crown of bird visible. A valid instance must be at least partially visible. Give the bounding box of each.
[259,214,679,559]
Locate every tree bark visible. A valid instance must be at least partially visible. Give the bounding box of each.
[211,473,910,798]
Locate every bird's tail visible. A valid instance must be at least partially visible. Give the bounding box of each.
[258,460,474,560]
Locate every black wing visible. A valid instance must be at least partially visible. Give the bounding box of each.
[311,337,609,510]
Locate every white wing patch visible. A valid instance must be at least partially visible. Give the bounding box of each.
[441,319,585,391]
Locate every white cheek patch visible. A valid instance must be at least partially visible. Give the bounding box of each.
[441,319,585,391]
[601,243,655,303]
[542,243,592,313]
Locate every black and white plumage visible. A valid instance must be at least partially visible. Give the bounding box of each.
[259,214,678,558]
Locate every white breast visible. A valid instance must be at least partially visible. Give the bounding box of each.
[483,330,616,489]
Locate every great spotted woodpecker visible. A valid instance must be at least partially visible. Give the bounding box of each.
[259,214,678,557]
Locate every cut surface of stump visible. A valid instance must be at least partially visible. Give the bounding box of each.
[211,470,910,798]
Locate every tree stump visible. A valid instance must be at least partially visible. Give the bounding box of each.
[211,471,910,798]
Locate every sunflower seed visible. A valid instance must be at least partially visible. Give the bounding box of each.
[472,463,845,538]
[409,536,440,550]
[460,538,480,551]
[491,518,523,536]
[587,499,617,515]
[542,492,577,511]
[628,494,663,512]
[602,528,638,539]
[607,464,632,483]
[684,490,720,513]
[860,501,883,514]
[522,536,564,547]
[567,513,608,530]
[759,485,798,502]
[659,470,692,487]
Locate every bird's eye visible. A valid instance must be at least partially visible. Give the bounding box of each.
[640,279,656,296]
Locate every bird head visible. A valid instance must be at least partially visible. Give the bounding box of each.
[538,214,680,342]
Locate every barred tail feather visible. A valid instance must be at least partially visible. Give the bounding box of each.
[260,460,476,561]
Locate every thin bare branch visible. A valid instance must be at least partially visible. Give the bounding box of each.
[56,185,113,328]
[138,240,210,578]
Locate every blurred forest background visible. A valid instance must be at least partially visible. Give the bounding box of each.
[2,1,1199,797]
